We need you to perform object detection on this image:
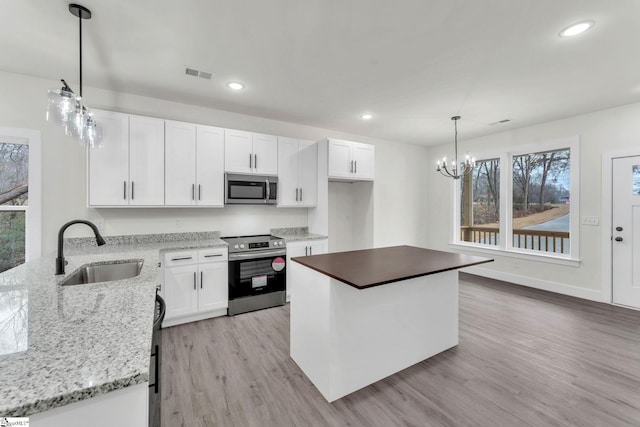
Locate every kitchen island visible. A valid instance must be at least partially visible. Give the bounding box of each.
[290,245,492,402]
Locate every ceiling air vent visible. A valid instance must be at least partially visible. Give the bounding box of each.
[489,119,511,125]
[185,67,213,80]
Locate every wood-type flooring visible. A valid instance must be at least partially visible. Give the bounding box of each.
[161,273,640,427]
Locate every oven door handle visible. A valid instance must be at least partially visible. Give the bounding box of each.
[229,249,286,260]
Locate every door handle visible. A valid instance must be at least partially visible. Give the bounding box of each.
[616,226,623,232]
[249,153,253,169]
[309,246,312,255]
[305,246,308,256]
[300,188,303,202]
[192,184,195,201]
[295,188,299,201]
[131,181,135,200]
[354,161,357,174]
[350,160,354,173]
[123,181,127,200]
[193,272,196,290]
[615,237,623,242]
[198,184,201,201]
[200,271,203,289]
[171,256,192,261]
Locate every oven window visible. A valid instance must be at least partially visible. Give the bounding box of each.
[240,259,275,281]
[229,182,265,199]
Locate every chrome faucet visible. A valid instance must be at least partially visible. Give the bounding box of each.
[56,220,106,275]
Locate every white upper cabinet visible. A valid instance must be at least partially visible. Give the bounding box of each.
[328,138,375,181]
[89,110,164,206]
[277,137,317,207]
[165,121,224,206]
[225,129,277,175]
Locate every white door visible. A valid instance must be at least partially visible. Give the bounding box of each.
[252,132,278,175]
[277,137,300,206]
[165,121,196,206]
[328,139,352,179]
[88,110,129,206]
[612,156,640,308]
[196,125,224,206]
[352,142,375,180]
[224,129,253,173]
[129,115,165,206]
[299,141,318,206]
[164,265,199,319]
[198,262,228,312]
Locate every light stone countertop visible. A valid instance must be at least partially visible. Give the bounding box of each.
[271,227,328,242]
[0,232,226,417]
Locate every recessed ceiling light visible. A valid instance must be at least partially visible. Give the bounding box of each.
[559,20,595,38]
[227,82,244,90]
[361,113,373,120]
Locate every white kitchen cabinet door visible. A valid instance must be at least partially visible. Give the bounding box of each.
[88,110,129,206]
[299,141,318,206]
[165,121,197,206]
[129,115,165,206]
[352,142,375,180]
[164,264,198,319]
[224,129,253,174]
[198,262,228,312]
[277,137,301,206]
[252,132,278,175]
[285,238,327,301]
[196,125,224,206]
[328,139,353,179]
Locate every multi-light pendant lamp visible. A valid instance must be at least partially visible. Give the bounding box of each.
[46,4,102,147]
[435,116,474,179]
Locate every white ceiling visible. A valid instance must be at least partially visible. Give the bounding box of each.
[2,0,639,146]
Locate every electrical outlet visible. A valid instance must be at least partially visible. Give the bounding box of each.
[581,216,599,226]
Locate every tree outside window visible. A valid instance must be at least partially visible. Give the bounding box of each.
[0,142,28,273]
[460,158,500,246]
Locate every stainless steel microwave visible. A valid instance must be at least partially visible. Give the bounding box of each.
[225,173,278,205]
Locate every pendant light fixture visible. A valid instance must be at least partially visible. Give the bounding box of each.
[46,4,102,147]
[435,116,474,179]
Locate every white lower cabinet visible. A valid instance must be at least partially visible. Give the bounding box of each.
[285,238,328,301]
[161,247,228,326]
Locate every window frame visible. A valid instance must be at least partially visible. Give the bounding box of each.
[451,135,580,265]
[0,128,41,263]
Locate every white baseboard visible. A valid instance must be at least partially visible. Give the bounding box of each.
[462,266,603,302]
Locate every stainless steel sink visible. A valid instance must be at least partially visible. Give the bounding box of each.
[60,260,144,285]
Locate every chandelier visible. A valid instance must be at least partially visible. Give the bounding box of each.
[46,4,102,147]
[435,116,474,179]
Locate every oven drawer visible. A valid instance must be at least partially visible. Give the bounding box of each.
[199,247,228,263]
[164,250,198,267]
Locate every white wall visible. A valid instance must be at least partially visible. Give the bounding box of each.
[0,71,429,254]
[427,101,640,300]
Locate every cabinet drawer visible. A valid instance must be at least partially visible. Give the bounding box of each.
[198,247,228,263]
[164,250,198,267]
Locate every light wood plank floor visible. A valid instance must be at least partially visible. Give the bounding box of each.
[161,273,640,426]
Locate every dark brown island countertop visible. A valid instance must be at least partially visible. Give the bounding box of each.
[292,245,493,289]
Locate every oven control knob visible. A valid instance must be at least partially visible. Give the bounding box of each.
[279,241,283,246]
[240,244,245,249]
[234,244,239,249]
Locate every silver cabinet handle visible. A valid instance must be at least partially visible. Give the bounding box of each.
[249,153,252,169]
[123,181,127,200]
[192,184,195,200]
[305,246,308,256]
[300,188,303,202]
[198,184,201,200]
[296,188,299,201]
[193,271,196,290]
[254,154,257,170]
[354,161,357,174]
[131,181,135,200]
[171,256,192,261]
[350,160,354,173]
[309,246,312,255]
[204,254,223,258]
[200,271,203,289]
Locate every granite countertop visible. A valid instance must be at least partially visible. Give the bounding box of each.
[271,227,327,242]
[292,245,493,289]
[0,231,226,417]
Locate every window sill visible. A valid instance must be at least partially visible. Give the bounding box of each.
[448,242,581,267]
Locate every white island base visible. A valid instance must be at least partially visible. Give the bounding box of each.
[290,263,458,402]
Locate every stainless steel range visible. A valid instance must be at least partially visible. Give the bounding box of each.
[222,235,287,316]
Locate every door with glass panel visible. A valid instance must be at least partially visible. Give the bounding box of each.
[612,156,640,308]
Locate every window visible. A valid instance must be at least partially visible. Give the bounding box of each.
[455,136,579,261]
[460,158,500,247]
[0,128,40,273]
